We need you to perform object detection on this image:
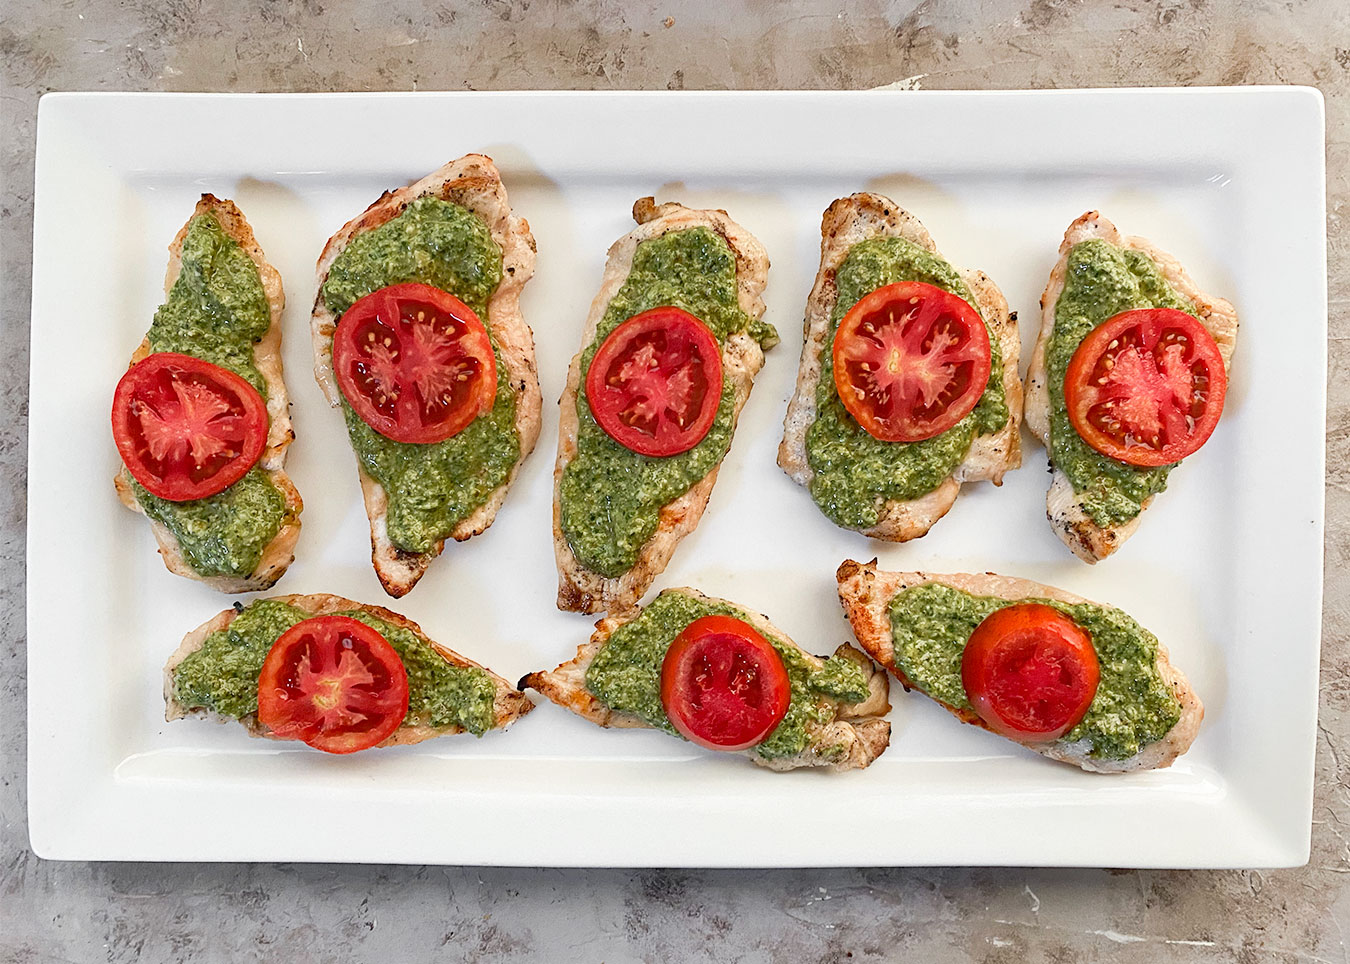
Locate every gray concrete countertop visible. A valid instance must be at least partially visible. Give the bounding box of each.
[2,1,1347,961]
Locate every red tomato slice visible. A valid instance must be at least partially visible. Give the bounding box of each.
[585,307,723,457]
[659,614,791,751]
[960,604,1100,742]
[832,281,992,442]
[1064,307,1227,467]
[333,282,497,444]
[111,352,268,502]
[256,615,410,754]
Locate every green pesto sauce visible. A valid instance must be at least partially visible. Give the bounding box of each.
[171,599,499,735]
[1048,239,1201,526]
[584,591,869,761]
[320,197,520,554]
[147,213,272,393]
[559,227,778,578]
[804,237,1010,530]
[887,583,1181,760]
[132,213,286,578]
[133,469,287,578]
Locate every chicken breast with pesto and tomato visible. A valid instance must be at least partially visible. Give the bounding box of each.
[1026,211,1238,563]
[165,593,533,753]
[522,587,891,772]
[553,198,775,615]
[312,155,540,597]
[111,195,303,593]
[779,193,1023,541]
[836,559,1202,773]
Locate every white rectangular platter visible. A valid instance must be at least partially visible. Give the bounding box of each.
[28,89,1326,866]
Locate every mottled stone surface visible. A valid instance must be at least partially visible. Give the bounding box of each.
[2,0,1348,961]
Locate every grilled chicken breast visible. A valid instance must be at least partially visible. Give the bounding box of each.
[1026,211,1238,562]
[114,195,302,593]
[778,193,1022,541]
[311,155,540,596]
[553,198,772,614]
[522,587,891,772]
[836,559,1202,773]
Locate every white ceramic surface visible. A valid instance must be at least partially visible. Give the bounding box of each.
[27,88,1325,866]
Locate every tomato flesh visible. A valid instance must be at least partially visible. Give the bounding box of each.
[586,306,723,458]
[333,282,497,444]
[659,615,791,751]
[111,352,268,502]
[832,281,992,442]
[961,604,1100,742]
[256,615,410,754]
[1064,307,1227,468]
